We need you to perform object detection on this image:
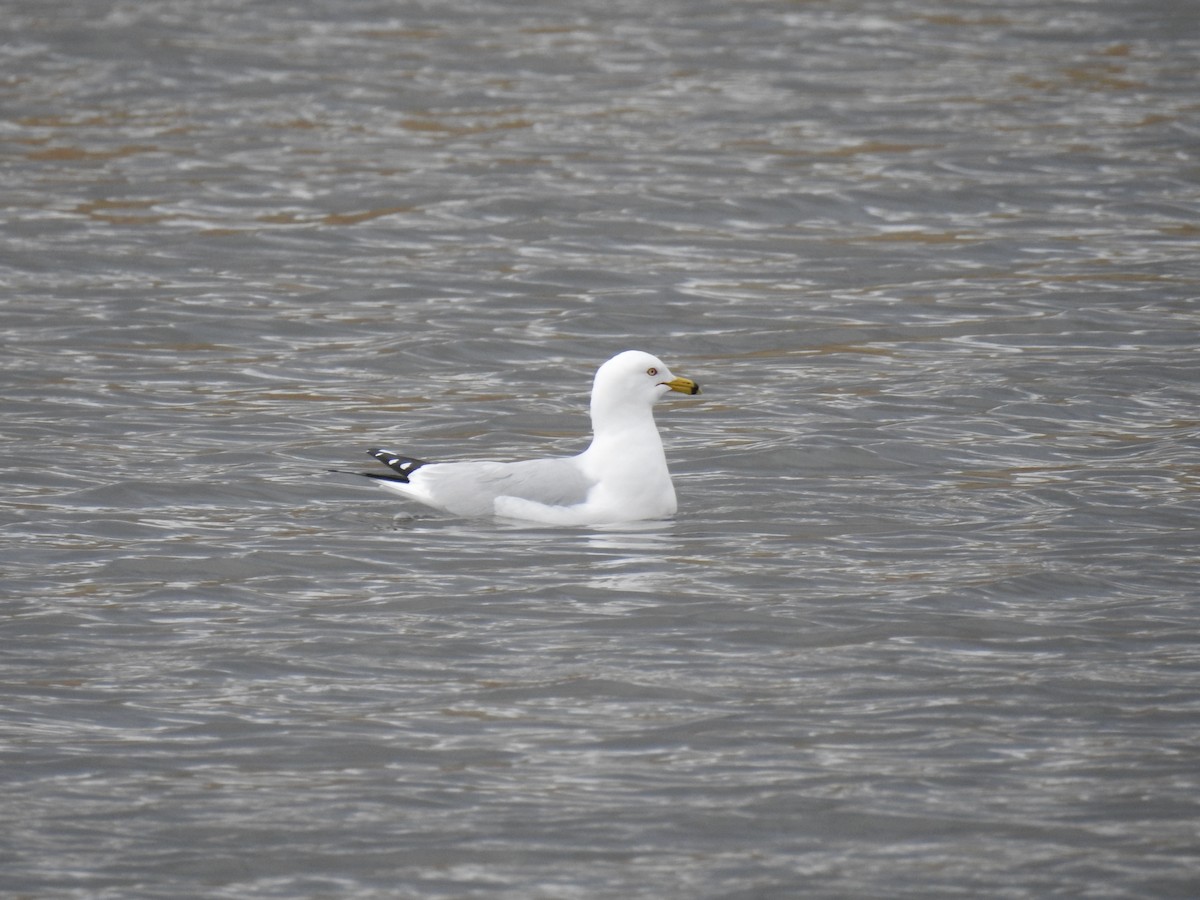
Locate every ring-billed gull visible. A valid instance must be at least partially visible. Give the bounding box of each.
[360,350,701,525]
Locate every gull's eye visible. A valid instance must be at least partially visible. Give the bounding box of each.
[646,367,658,376]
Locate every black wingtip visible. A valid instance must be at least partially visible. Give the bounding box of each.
[366,448,429,483]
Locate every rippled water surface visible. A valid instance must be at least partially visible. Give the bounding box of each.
[3,1,1199,897]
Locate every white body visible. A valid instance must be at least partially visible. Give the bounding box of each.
[372,350,699,525]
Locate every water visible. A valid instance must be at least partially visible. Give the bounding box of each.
[3,0,1199,897]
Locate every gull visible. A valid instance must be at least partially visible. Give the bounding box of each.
[360,350,700,525]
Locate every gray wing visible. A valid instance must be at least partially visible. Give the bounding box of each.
[414,456,595,517]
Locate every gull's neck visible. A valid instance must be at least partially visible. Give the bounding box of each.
[586,394,663,461]
[590,388,657,435]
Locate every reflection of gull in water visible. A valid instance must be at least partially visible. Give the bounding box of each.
[359,350,701,525]
[585,525,682,594]
[586,569,682,595]
[585,520,677,552]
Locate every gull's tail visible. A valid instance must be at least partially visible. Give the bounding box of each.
[362,448,429,483]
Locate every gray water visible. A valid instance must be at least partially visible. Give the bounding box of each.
[3,0,1199,897]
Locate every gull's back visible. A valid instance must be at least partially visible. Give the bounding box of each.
[378,455,594,518]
